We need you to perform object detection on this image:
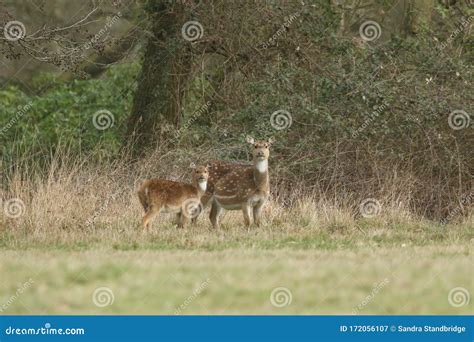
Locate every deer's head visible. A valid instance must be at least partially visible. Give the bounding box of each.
[190,163,210,188]
[189,163,209,191]
[246,137,274,162]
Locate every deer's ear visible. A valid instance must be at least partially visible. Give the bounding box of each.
[268,137,275,145]
[189,162,196,169]
[246,136,255,145]
[205,163,211,170]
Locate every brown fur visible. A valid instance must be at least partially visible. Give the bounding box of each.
[137,165,209,230]
[210,138,273,229]
[201,160,253,207]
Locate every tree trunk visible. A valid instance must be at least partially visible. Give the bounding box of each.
[126,0,192,153]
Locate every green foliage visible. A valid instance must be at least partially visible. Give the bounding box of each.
[1,1,471,218]
[0,63,140,163]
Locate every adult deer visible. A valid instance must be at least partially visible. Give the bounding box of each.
[137,164,209,230]
[209,137,273,229]
[191,161,253,224]
[200,160,253,208]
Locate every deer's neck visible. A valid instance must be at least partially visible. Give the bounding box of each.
[193,180,207,198]
[253,160,269,190]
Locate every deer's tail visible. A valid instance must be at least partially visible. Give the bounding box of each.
[137,180,151,212]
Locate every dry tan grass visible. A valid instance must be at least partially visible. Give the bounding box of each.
[1,150,472,250]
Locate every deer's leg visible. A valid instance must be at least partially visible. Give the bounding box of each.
[192,194,210,224]
[178,212,189,229]
[210,201,223,229]
[142,206,159,230]
[191,209,198,225]
[253,201,265,227]
[242,203,252,227]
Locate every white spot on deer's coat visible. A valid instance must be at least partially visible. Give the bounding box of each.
[214,194,238,199]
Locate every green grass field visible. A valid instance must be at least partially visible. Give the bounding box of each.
[1,212,472,315]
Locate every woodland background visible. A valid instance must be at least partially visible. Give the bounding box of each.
[1,0,472,222]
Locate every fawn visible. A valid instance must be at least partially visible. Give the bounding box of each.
[137,164,209,230]
[209,137,273,229]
